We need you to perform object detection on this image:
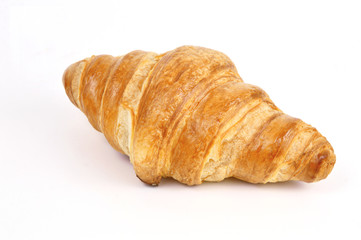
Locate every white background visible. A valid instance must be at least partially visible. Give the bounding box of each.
[1,0,360,239]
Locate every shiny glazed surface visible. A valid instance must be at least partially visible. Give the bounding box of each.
[63,46,336,185]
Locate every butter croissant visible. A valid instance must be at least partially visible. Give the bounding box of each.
[63,46,335,185]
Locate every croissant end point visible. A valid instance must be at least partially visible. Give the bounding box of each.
[294,146,336,183]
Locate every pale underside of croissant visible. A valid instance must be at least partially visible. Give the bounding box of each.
[63,46,335,186]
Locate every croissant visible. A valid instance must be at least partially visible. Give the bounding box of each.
[63,46,335,186]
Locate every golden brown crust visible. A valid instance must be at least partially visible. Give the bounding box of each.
[80,55,115,131]
[63,45,336,185]
[100,51,147,153]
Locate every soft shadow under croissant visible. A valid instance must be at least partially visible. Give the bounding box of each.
[63,46,336,186]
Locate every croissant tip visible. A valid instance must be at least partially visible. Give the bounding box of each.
[63,61,80,107]
[136,174,160,187]
[296,146,336,183]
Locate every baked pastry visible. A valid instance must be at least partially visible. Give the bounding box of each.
[63,46,336,185]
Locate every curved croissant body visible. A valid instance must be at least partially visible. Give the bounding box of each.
[63,46,335,185]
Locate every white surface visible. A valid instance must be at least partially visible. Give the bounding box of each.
[1,0,360,239]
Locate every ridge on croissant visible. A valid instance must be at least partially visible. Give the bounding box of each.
[63,45,335,186]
